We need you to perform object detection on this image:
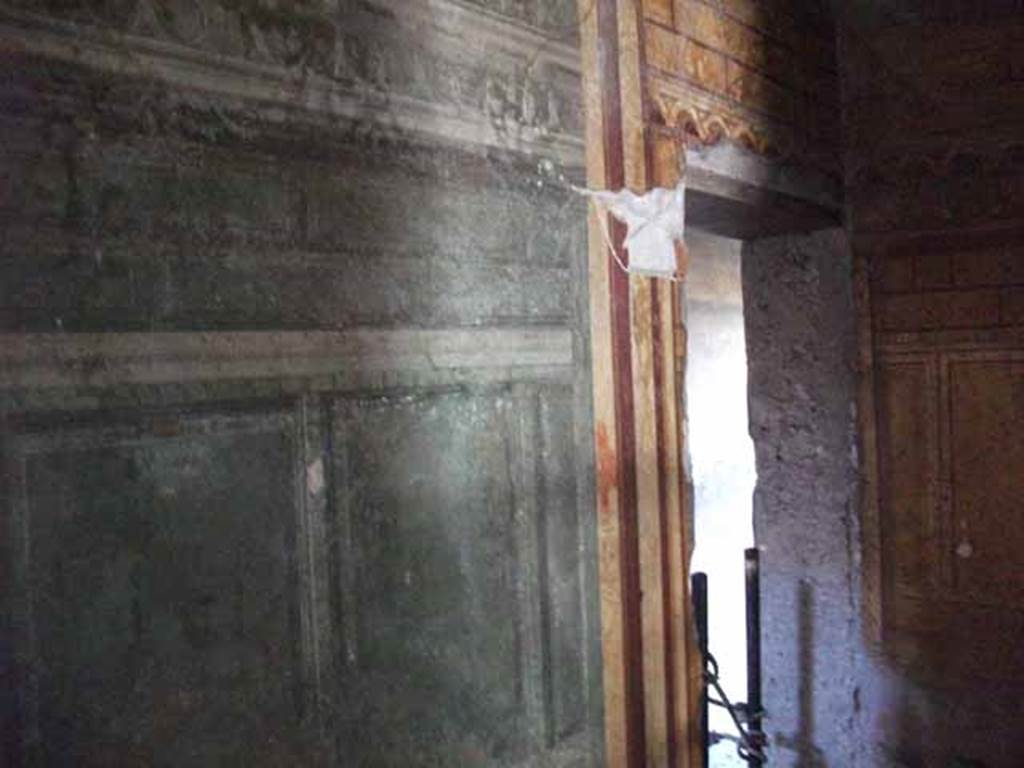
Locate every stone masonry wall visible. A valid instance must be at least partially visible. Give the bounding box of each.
[742,229,864,767]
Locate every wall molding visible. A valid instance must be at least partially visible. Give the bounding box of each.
[0,328,573,392]
[849,142,1024,190]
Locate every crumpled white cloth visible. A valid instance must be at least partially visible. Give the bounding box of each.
[575,180,686,278]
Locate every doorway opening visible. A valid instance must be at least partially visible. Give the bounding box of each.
[684,231,757,767]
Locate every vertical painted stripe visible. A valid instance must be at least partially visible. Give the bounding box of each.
[582,2,698,765]
[599,0,647,763]
[616,1,674,765]
[582,0,643,764]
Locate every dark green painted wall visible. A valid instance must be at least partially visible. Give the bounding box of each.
[0,2,601,765]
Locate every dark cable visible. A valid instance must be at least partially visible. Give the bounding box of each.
[701,650,767,764]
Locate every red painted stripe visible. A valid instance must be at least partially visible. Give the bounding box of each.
[636,10,681,760]
[596,0,645,765]
[650,279,675,767]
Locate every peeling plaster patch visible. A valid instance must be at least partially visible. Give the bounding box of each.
[306,456,324,496]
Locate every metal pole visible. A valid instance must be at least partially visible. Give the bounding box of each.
[745,548,763,766]
[691,572,709,768]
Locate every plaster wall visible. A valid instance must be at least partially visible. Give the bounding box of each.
[0,2,602,766]
[841,4,1024,765]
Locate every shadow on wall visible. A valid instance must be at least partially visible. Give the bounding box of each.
[773,581,827,767]
[866,629,1011,768]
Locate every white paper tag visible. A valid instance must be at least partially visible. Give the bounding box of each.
[577,181,686,279]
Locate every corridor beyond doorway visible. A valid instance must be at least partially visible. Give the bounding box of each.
[684,231,757,767]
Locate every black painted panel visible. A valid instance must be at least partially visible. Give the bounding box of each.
[5,410,313,766]
[332,392,524,764]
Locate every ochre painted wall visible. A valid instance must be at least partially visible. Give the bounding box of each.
[847,4,1024,765]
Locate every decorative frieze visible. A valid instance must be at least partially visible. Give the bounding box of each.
[649,89,779,156]
[0,0,583,163]
[2,0,578,63]
[646,76,843,225]
[456,0,578,34]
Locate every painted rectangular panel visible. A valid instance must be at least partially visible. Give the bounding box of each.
[876,254,915,294]
[676,0,832,76]
[336,393,519,761]
[4,409,308,766]
[1000,288,1024,325]
[644,22,728,94]
[330,389,590,765]
[677,2,736,54]
[954,247,1024,287]
[949,359,1024,605]
[680,1,773,80]
[725,59,794,122]
[877,358,941,606]
[712,0,834,60]
[538,391,587,742]
[878,290,1002,331]
[914,253,954,290]
[642,0,675,26]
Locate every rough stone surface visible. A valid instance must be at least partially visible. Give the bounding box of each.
[742,229,864,768]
